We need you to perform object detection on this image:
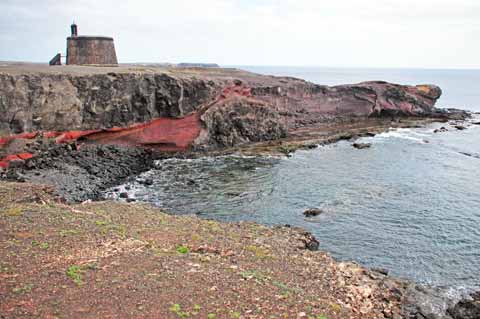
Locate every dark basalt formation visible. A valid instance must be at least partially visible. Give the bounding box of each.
[0,65,442,150]
[353,142,372,149]
[448,292,480,319]
[303,208,324,217]
[0,64,454,201]
[1,141,155,202]
[200,95,287,148]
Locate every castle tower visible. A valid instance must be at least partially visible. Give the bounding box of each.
[66,23,118,66]
[71,22,78,37]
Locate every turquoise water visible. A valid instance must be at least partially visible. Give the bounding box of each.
[107,67,480,291]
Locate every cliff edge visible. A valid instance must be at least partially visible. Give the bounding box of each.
[0,64,441,158]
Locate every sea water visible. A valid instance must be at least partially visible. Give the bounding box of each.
[107,67,480,292]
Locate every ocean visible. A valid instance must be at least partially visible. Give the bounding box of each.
[106,67,480,294]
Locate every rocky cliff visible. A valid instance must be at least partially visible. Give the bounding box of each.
[0,64,442,162]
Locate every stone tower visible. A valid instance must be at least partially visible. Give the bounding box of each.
[66,23,118,66]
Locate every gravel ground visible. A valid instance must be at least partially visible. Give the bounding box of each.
[0,181,409,319]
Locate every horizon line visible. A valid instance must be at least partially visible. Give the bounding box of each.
[1,59,479,71]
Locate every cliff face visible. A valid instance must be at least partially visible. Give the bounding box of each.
[0,65,442,157]
[0,72,218,133]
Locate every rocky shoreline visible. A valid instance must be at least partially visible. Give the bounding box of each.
[0,181,478,319]
[0,63,478,318]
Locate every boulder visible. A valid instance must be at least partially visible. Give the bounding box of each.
[434,127,448,133]
[447,292,480,319]
[303,208,324,217]
[353,142,372,149]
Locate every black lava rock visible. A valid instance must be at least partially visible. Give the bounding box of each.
[353,142,372,149]
[303,208,324,217]
[448,292,480,319]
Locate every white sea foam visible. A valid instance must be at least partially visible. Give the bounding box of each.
[375,130,425,142]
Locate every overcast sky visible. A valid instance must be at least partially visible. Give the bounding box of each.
[1,0,479,68]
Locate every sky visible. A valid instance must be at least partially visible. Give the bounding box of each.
[1,0,479,69]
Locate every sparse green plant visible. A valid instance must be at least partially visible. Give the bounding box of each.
[169,303,189,318]
[32,240,49,249]
[95,220,127,238]
[95,220,108,226]
[4,207,22,217]
[12,284,34,294]
[245,245,270,259]
[66,265,84,285]
[176,245,189,254]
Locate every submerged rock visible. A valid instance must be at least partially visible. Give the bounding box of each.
[353,142,372,149]
[303,208,324,217]
[434,127,449,133]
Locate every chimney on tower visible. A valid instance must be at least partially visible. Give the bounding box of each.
[71,22,78,37]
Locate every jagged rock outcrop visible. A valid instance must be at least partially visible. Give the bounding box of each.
[200,96,287,148]
[0,64,443,166]
[448,292,480,319]
[0,72,218,134]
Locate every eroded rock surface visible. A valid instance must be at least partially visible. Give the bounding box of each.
[200,95,287,148]
[0,64,450,173]
[0,65,442,151]
[448,292,480,319]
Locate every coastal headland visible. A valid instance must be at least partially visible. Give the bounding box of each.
[0,63,477,319]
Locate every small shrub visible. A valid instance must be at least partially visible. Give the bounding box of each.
[66,265,84,285]
[176,245,189,254]
[169,303,189,318]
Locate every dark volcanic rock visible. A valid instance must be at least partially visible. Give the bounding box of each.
[401,284,457,319]
[303,208,324,217]
[432,108,470,121]
[0,72,218,133]
[434,127,449,133]
[353,142,372,149]
[455,125,467,130]
[448,292,480,319]
[0,66,445,154]
[2,144,155,202]
[302,232,320,251]
[200,96,287,148]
